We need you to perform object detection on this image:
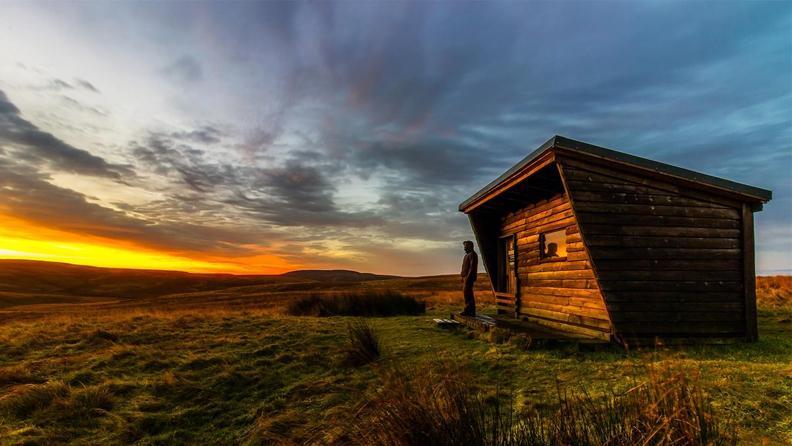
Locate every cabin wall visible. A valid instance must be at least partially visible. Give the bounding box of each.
[558,157,747,340]
[498,192,612,339]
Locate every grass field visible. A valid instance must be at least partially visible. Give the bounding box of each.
[0,268,790,445]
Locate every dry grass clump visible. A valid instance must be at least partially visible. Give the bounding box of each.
[286,291,425,317]
[0,380,70,418]
[343,319,382,366]
[345,363,735,446]
[756,276,792,309]
[0,380,113,422]
[0,364,44,387]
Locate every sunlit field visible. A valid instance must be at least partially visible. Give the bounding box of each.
[0,272,790,445]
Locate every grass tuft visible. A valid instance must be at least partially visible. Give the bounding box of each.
[343,319,382,366]
[346,363,736,446]
[286,291,425,317]
[0,380,69,418]
[0,364,43,386]
[85,329,120,343]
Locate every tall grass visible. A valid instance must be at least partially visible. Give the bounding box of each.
[286,291,425,317]
[343,319,382,366]
[345,363,735,446]
[757,276,792,309]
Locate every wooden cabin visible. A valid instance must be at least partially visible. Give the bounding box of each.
[459,136,772,344]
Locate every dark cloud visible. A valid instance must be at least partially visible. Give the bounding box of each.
[170,126,223,144]
[0,156,272,255]
[132,132,236,192]
[130,131,383,229]
[0,90,133,180]
[160,55,203,83]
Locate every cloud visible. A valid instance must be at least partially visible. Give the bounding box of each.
[0,1,789,274]
[0,157,273,255]
[160,55,203,83]
[74,78,100,93]
[0,90,133,180]
[60,95,108,116]
[37,78,100,93]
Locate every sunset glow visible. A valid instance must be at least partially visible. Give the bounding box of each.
[0,215,297,274]
[0,1,789,276]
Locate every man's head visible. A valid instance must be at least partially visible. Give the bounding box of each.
[463,240,475,253]
[546,242,558,256]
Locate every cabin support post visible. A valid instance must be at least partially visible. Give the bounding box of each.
[742,204,758,342]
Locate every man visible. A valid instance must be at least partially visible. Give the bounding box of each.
[460,240,478,316]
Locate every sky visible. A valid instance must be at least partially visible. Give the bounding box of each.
[0,1,790,276]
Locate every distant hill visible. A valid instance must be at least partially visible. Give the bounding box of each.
[281,269,397,282]
[0,260,401,304]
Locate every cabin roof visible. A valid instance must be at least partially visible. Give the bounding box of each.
[459,135,773,212]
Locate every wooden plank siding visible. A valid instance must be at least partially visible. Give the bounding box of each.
[498,192,612,340]
[558,157,747,340]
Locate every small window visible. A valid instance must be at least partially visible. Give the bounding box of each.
[540,229,567,260]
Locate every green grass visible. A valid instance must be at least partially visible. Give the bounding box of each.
[0,303,790,445]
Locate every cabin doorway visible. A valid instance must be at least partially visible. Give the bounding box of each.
[497,234,517,298]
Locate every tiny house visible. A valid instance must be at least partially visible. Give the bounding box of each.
[459,136,771,343]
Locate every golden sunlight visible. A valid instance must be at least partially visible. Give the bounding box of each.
[0,214,297,274]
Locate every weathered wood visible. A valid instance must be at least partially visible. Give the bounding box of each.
[523,279,599,289]
[597,270,741,282]
[610,311,744,322]
[742,204,758,342]
[573,203,739,219]
[527,293,606,309]
[522,260,591,272]
[614,322,744,335]
[594,259,742,271]
[576,213,741,229]
[503,201,571,230]
[505,211,575,234]
[598,280,742,292]
[497,189,611,338]
[558,154,745,208]
[502,193,566,220]
[606,302,743,312]
[523,300,609,319]
[582,224,741,238]
[564,179,742,210]
[587,247,741,259]
[569,190,734,209]
[603,291,742,303]
[520,316,611,340]
[521,286,602,299]
[521,269,595,281]
[584,235,739,249]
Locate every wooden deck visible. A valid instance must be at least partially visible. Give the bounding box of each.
[449,312,610,346]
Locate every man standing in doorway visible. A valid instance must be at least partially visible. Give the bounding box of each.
[460,240,478,316]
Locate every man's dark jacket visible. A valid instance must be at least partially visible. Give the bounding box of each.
[461,251,478,284]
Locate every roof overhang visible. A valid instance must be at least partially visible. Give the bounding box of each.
[459,135,772,213]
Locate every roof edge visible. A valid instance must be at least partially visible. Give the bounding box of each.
[458,135,557,212]
[459,135,772,213]
[552,135,772,203]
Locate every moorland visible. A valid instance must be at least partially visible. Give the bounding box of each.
[0,260,790,445]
